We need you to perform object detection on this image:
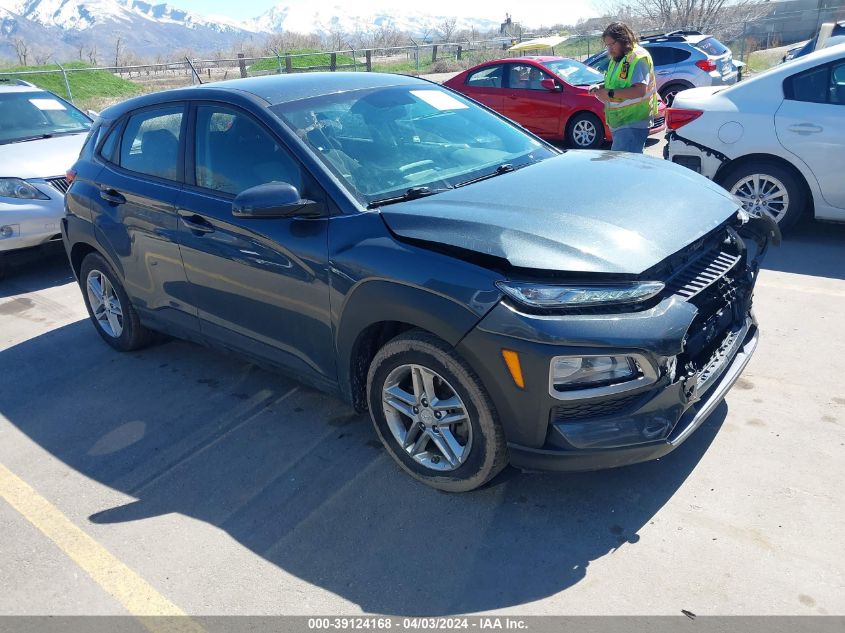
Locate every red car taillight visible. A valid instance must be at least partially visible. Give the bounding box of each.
[695,59,718,72]
[666,108,704,130]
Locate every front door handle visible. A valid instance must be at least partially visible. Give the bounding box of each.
[179,212,215,234]
[656,70,671,76]
[99,187,125,205]
[788,123,823,135]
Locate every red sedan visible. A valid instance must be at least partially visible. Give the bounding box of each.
[444,56,666,149]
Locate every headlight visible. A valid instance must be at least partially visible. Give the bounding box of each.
[0,178,50,200]
[550,353,658,399]
[496,280,664,309]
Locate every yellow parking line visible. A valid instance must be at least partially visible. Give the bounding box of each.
[0,462,206,633]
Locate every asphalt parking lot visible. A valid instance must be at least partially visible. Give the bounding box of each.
[1,181,844,619]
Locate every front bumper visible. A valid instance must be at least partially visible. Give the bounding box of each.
[0,181,65,254]
[507,320,757,472]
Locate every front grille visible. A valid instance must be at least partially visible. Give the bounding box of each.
[665,246,742,301]
[551,392,645,423]
[46,177,70,195]
[653,116,666,127]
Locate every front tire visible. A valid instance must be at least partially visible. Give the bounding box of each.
[366,331,508,492]
[80,252,155,351]
[566,112,604,149]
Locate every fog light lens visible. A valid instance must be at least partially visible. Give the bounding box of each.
[552,355,640,391]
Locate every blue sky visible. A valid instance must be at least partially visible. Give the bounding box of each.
[175,0,599,27]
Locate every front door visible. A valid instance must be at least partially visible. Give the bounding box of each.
[501,63,562,138]
[176,103,336,381]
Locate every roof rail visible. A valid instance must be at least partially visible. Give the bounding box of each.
[640,29,704,43]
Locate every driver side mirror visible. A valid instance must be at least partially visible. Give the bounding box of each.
[540,78,562,92]
[232,183,324,219]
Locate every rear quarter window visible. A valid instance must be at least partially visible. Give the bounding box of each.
[694,37,729,56]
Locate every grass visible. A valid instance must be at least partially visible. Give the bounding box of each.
[0,61,142,110]
[250,49,356,72]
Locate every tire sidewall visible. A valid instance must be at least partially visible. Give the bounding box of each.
[79,253,139,351]
[567,113,604,149]
[367,336,504,491]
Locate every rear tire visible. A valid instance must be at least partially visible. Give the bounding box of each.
[366,330,508,492]
[659,83,689,106]
[719,160,807,233]
[566,112,605,149]
[80,252,156,352]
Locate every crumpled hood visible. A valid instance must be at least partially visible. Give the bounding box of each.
[0,133,88,179]
[380,151,740,275]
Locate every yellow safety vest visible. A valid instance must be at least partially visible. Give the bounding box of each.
[604,45,659,129]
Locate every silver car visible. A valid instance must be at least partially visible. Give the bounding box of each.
[586,30,739,105]
[0,80,91,274]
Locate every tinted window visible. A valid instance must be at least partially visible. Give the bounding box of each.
[590,54,610,72]
[98,122,121,162]
[670,48,692,63]
[0,91,91,144]
[646,46,674,67]
[830,61,845,105]
[785,65,830,104]
[466,65,504,88]
[195,106,301,196]
[119,107,183,181]
[694,37,729,56]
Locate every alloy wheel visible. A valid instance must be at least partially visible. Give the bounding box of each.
[730,173,789,223]
[86,269,124,338]
[381,364,473,472]
[572,120,598,147]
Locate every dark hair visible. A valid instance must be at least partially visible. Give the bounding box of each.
[602,22,638,55]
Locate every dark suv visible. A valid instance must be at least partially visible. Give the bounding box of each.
[63,73,779,491]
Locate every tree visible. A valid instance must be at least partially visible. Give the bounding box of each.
[600,0,769,40]
[12,38,29,66]
[113,35,125,67]
[33,49,52,65]
[436,17,458,43]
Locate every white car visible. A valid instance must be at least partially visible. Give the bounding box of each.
[0,80,92,274]
[665,43,845,231]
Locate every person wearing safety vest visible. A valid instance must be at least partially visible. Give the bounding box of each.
[589,22,659,153]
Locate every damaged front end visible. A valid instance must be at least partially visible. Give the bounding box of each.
[474,209,780,471]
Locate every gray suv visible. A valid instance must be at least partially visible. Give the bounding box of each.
[63,73,778,492]
[586,31,739,105]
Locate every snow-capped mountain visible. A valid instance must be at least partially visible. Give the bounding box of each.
[0,0,507,62]
[2,0,246,32]
[248,4,500,37]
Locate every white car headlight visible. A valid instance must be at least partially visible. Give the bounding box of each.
[496,281,665,309]
[0,178,50,201]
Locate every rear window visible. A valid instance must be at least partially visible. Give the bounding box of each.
[694,37,729,56]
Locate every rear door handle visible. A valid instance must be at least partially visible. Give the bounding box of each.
[179,212,215,234]
[788,123,823,135]
[656,70,671,76]
[99,187,125,204]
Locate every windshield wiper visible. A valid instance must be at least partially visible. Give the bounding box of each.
[367,186,451,209]
[4,134,54,144]
[453,163,523,188]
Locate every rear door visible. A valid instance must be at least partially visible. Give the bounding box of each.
[91,103,198,337]
[459,64,505,111]
[776,57,845,212]
[500,63,563,137]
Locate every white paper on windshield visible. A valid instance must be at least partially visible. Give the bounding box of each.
[411,90,468,111]
[29,98,66,111]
